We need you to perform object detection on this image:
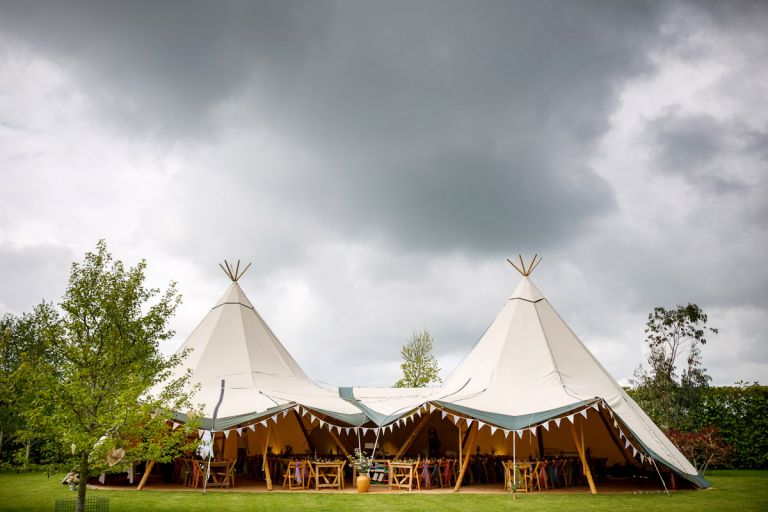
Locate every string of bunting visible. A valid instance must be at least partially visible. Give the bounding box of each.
[170,399,648,464]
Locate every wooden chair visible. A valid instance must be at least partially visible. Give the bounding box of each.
[304,461,316,490]
[190,460,205,489]
[527,461,542,492]
[440,459,455,488]
[282,460,306,490]
[538,460,549,491]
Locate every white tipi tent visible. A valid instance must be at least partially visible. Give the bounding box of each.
[165,261,365,430]
[346,256,708,489]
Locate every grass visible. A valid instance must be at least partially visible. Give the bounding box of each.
[1,470,766,512]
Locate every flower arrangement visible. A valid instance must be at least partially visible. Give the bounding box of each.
[348,448,373,474]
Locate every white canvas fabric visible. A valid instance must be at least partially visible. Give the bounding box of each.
[162,282,362,424]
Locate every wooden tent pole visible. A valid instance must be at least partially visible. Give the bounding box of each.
[136,460,155,490]
[328,427,351,458]
[596,410,633,465]
[569,422,597,494]
[453,423,478,492]
[458,424,463,470]
[394,412,431,459]
[262,425,272,491]
[293,410,316,453]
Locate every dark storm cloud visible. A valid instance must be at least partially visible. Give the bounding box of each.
[0,1,670,257]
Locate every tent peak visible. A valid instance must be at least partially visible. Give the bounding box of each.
[219,259,252,282]
[506,254,542,277]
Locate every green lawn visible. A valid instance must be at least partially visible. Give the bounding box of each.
[1,470,766,512]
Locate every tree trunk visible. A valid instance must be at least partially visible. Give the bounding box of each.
[0,429,4,459]
[77,451,88,512]
[24,440,31,465]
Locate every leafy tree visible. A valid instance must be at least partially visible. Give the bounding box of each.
[394,329,441,388]
[26,241,198,512]
[631,304,717,430]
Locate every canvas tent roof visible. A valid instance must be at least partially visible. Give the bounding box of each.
[164,281,365,429]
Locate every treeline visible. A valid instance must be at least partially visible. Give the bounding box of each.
[629,383,767,469]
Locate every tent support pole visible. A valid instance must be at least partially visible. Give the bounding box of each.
[569,422,597,494]
[458,424,463,470]
[596,410,633,465]
[293,410,316,453]
[650,458,670,496]
[262,425,272,491]
[395,412,431,459]
[136,460,154,490]
[536,425,545,458]
[453,423,478,492]
[328,426,351,458]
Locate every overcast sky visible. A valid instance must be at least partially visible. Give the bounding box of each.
[1,1,766,388]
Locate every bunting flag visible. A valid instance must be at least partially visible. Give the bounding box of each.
[236,427,243,436]
[260,420,268,428]
[477,421,486,431]
[294,405,300,413]
[640,454,645,463]
[283,410,289,418]
[619,430,625,439]
[319,420,325,429]
[503,429,511,438]
[542,422,550,432]
[632,447,638,457]
[362,428,369,436]
[567,414,575,424]
[466,418,474,427]
[609,410,615,418]
[309,414,317,424]
[516,429,524,439]
[171,422,180,430]
[453,415,461,425]
[554,418,561,428]
[441,411,448,420]
[345,427,351,436]
[591,403,600,412]
[248,424,256,432]
[490,426,498,436]
[613,420,618,428]
[529,427,537,436]
[625,439,631,449]
[415,409,422,417]
[427,404,433,413]
[579,409,589,419]
[224,430,231,439]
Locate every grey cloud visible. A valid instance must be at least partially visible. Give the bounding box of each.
[0,243,73,313]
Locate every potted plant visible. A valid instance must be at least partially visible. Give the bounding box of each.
[348,448,373,493]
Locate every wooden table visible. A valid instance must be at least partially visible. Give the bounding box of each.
[202,460,234,488]
[311,461,344,490]
[388,461,420,491]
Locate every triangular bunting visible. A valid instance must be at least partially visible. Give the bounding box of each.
[453,415,460,425]
[542,422,550,431]
[632,447,638,457]
[236,427,243,436]
[490,426,498,436]
[554,418,561,428]
[579,409,588,419]
[310,415,317,424]
[345,428,351,436]
[516,429,524,439]
[625,439,630,449]
[591,403,600,412]
[529,427,537,436]
[172,422,180,430]
[567,414,574,424]
[319,420,325,429]
[248,424,256,432]
[283,410,290,418]
[271,414,278,424]
[441,411,447,420]
[260,420,267,428]
[362,428,369,436]
[224,430,231,439]
[504,430,511,438]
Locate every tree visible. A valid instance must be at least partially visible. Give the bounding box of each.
[631,304,717,430]
[26,241,198,512]
[394,329,441,388]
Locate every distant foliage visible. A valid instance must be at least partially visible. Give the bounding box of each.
[394,329,441,388]
[665,427,732,474]
[631,304,717,431]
